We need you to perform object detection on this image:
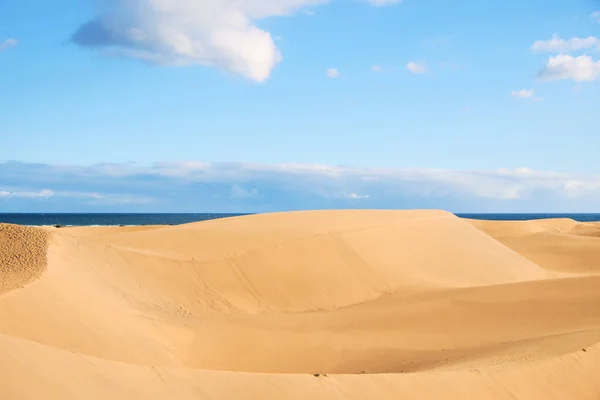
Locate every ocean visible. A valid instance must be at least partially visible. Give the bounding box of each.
[0,213,248,227]
[457,213,600,222]
[1,213,600,226]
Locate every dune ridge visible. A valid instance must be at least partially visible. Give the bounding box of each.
[1,210,600,399]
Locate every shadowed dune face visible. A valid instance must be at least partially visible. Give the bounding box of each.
[0,224,49,294]
[1,211,600,398]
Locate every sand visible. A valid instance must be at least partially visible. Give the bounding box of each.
[1,210,600,399]
[0,224,48,294]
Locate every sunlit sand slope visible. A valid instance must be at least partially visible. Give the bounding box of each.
[467,218,600,273]
[1,210,600,399]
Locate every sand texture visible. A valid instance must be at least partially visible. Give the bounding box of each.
[0,224,48,294]
[1,210,600,399]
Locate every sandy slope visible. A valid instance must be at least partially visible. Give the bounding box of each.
[467,218,600,273]
[1,210,600,399]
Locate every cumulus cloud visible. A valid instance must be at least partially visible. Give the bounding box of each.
[2,161,600,212]
[530,34,599,53]
[326,68,340,78]
[406,61,427,74]
[0,38,18,51]
[71,0,403,82]
[538,54,600,82]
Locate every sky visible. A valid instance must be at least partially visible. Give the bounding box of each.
[1,0,599,213]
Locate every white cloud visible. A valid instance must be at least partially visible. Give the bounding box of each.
[511,89,542,100]
[5,161,600,212]
[0,38,18,51]
[0,187,153,204]
[538,54,600,82]
[530,34,599,53]
[345,193,370,199]
[406,61,427,74]
[71,0,402,82]
[71,0,332,83]
[6,190,54,199]
[158,164,600,201]
[326,68,340,78]
[511,89,535,98]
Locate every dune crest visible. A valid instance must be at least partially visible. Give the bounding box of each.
[1,210,600,398]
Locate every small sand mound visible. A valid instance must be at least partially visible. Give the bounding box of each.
[0,224,49,294]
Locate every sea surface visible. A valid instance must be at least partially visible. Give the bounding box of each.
[0,213,248,227]
[1,213,600,226]
[457,213,600,222]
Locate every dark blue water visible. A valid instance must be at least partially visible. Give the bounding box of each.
[1,213,599,226]
[457,214,600,222]
[0,213,249,226]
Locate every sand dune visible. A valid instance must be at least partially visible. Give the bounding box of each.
[1,210,600,399]
[467,218,600,273]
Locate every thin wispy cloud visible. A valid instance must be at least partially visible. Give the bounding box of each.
[371,65,395,73]
[326,68,340,78]
[406,61,427,74]
[511,89,541,100]
[2,161,600,213]
[71,0,402,82]
[365,0,402,6]
[0,189,53,199]
[438,60,466,72]
[530,34,599,53]
[0,38,18,52]
[344,193,371,200]
[0,187,153,205]
[423,35,452,47]
[592,11,600,23]
[230,185,261,199]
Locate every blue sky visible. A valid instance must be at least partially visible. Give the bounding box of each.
[1,0,599,213]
